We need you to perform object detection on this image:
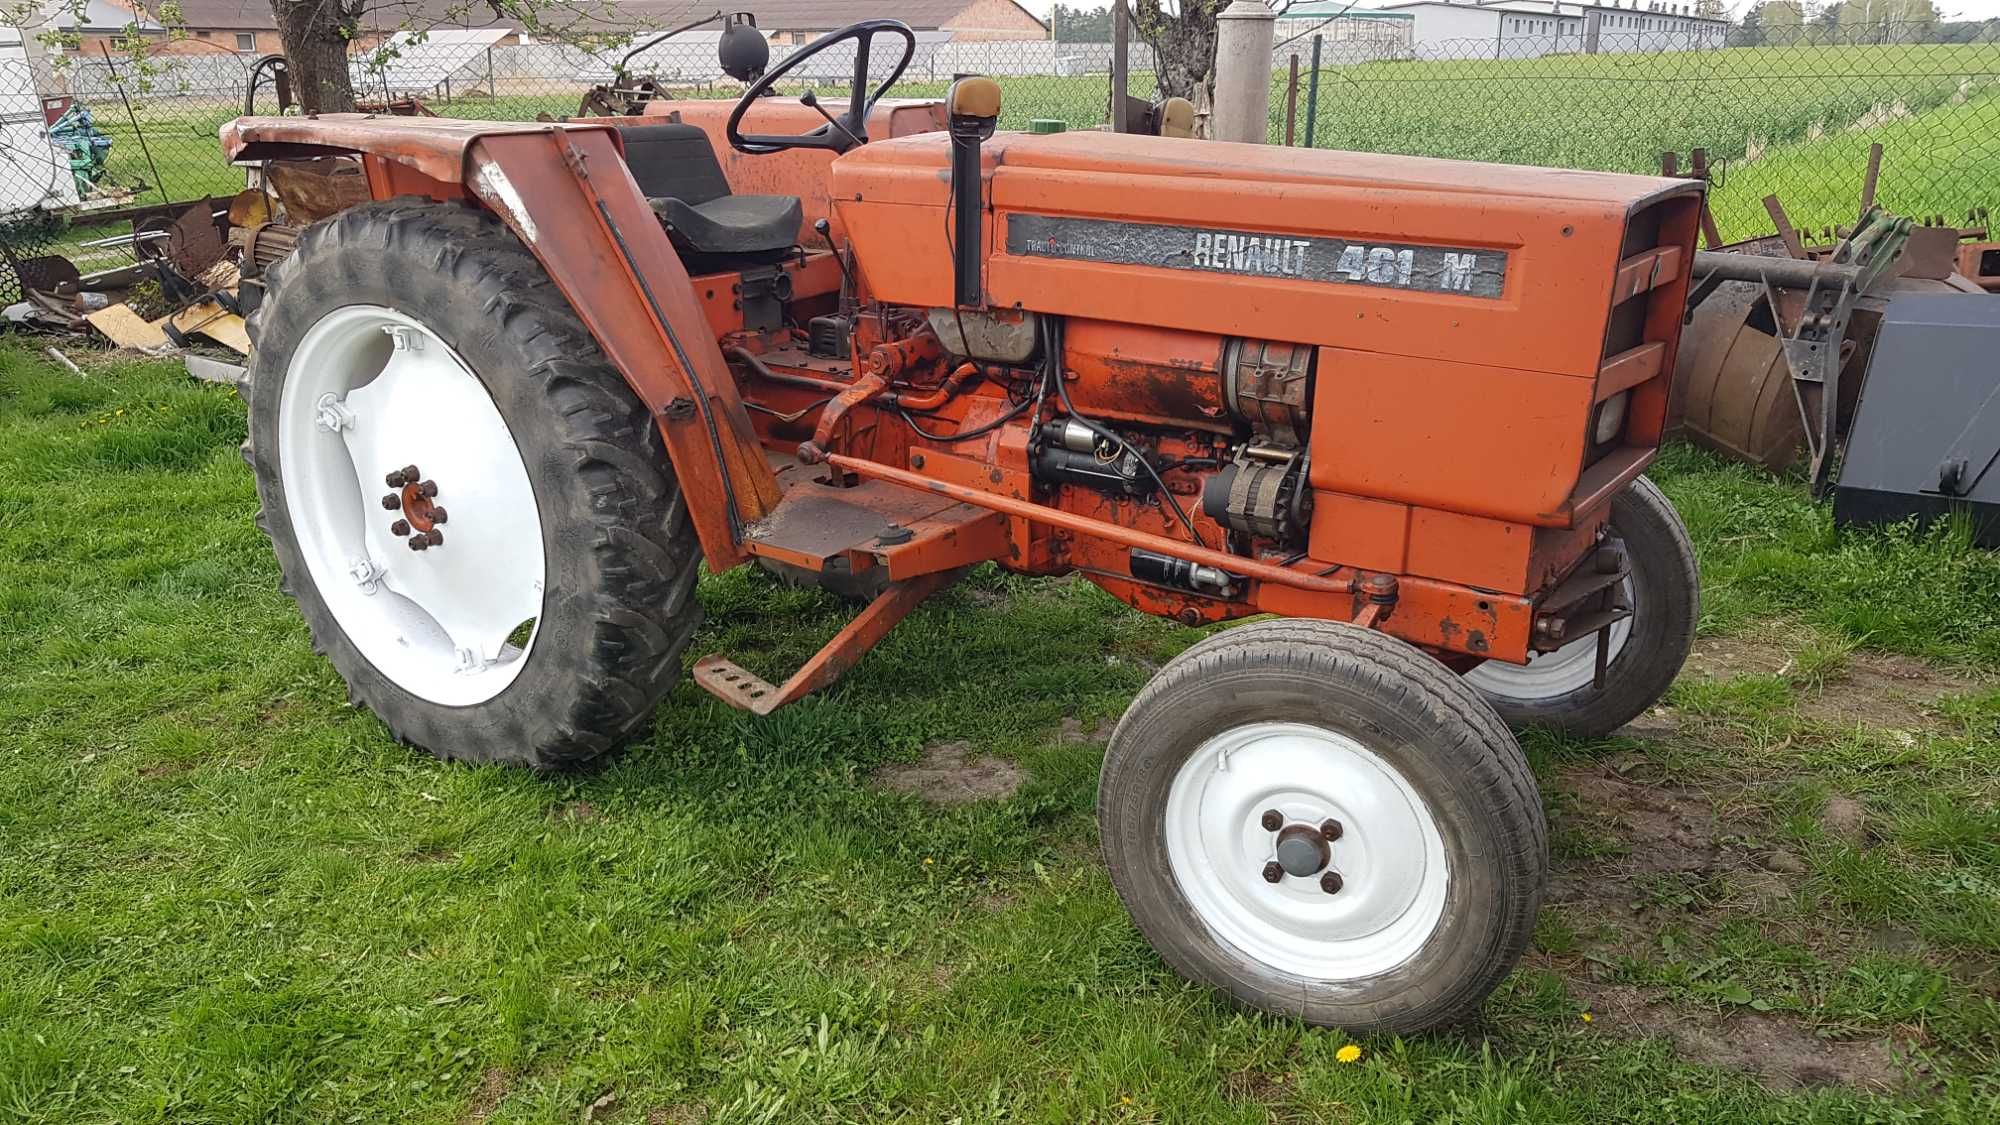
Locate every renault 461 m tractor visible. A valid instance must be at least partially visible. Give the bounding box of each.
[222,19,1700,1033]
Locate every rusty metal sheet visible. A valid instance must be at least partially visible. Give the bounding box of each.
[165,202,226,279]
[463,127,779,567]
[222,114,622,185]
[263,158,371,223]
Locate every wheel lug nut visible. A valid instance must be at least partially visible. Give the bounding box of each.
[381,494,401,510]
[423,530,444,547]
[1260,809,1283,831]
[1320,871,1343,895]
[400,464,421,481]
[1320,819,1343,841]
[418,480,439,498]
[390,519,410,537]
[430,506,448,525]
[385,470,407,488]
[1261,861,1283,884]
[408,535,429,552]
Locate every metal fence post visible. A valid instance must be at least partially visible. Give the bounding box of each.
[1111,0,1130,135]
[1302,35,1322,149]
[1283,53,1300,146]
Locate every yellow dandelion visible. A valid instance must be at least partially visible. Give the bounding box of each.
[1580,1011,1594,1023]
[1119,1095,1132,1105]
[1335,1044,1362,1064]
[922,857,934,865]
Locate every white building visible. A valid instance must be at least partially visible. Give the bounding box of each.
[1360,0,1728,59]
[1276,8,1416,65]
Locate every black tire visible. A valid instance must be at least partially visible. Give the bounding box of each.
[1465,475,1698,738]
[1099,619,1546,1033]
[243,199,701,769]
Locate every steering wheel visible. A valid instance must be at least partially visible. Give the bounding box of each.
[726,20,917,155]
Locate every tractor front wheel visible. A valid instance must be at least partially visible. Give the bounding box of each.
[1098,620,1546,1033]
[243,200,702,769]
[1464,475,1698,738]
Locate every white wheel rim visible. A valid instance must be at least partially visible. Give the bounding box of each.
[1164,721,1449,980]
[277,305,545,707]
[1464,577,1634,702]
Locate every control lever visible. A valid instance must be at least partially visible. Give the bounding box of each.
[814,218,858,300]
[798,89,865,149]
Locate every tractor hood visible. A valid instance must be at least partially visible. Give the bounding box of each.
[831,130,1700,381]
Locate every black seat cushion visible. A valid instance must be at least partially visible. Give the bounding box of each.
[650,194,804,256]
[619,122,803,256]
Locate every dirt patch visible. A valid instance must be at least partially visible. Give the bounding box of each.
[552,801,603,823]
[258,698,308,725]
[975,887,1021,912]
[456,1068,510,1124]
[136,759,194,780]
[873,741,1026,805]
[1058,716,1111,746]
[1575,983,1909,1091]
[647,1106,708,1125]
[1792,652,1972,731]
[1222,1066,1290,1104]
[1683,635,1795,681]
[1557,764,1725,880]
[1819,795,1869,844]
[1544,763,1769,960]
[1679,631,1975,731]
[1616,707,1682,741]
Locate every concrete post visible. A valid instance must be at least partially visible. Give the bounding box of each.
[1211,0,1277,143]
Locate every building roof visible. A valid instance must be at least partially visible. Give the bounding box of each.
[157,0,1048,35]
[1373,0,1726,21]
[1279,5,1416,19]
[715,1,1045,32]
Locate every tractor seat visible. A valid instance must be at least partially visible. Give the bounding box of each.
[618,123,802,260]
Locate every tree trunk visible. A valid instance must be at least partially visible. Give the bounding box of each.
[272,0,359,113]
[1133,1,1221,134]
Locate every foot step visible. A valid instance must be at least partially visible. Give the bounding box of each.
[692,656,782,715]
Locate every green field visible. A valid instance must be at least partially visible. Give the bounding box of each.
[4,345,2000,1122]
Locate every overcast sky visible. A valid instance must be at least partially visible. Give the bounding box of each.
[1014,1,2000,22]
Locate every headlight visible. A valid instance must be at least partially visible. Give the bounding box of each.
[1592,390,1629,446]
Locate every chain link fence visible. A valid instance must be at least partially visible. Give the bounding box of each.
[1,20,1995,279]
[1283,22,2000,243]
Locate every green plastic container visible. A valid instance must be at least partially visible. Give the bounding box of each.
[1027,119,1067,135]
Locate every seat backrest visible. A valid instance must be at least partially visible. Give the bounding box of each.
[619,123,733,205]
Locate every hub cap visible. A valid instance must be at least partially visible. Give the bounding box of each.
[278,306,545,706]
[1164,721,1449,980]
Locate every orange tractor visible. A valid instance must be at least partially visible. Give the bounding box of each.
[223,21,1701,1032]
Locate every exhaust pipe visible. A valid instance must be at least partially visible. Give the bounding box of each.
[945,76,1000,309]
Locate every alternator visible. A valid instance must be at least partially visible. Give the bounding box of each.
[1201,453,1310,541]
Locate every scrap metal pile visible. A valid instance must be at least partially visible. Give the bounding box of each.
[0,161,337,377]
[1667,145,2000,545]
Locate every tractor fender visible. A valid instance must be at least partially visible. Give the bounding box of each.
[222,115,779,568]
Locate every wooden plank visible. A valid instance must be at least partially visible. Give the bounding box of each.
[85,303,170,350]
[168,300,251,354]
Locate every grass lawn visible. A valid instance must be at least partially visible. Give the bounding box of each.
[2,344,1999,1123]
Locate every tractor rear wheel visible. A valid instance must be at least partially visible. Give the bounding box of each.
[242,200,701,769]
[1098,620,1545,1033]
[1464,476,1697,738]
